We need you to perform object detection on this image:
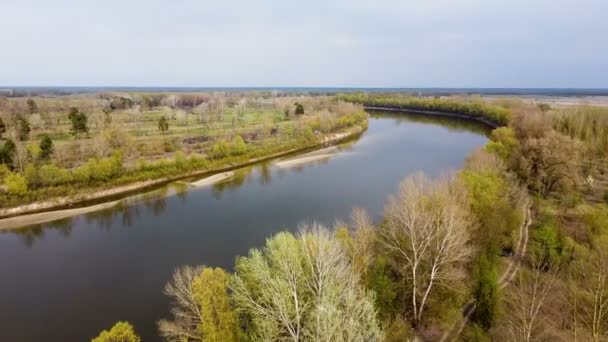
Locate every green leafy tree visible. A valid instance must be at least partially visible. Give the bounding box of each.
[294,102,305,115]
[194,268,239,341]
[92,321,141,342]
[68,107,89,136]
[0,117,6,139]
[472,254,500,330]
[26,98,38,114]
[0,139,16,167]
[17,116,30,141]
[39,134,54,160]
[4,172,27,195]
[158,116,169,134]
[159,266,240,342]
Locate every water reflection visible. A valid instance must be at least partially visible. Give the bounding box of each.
[0,112,490,342]
[369,111,490,136]
[0,112,488,249]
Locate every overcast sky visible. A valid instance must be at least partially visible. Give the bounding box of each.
[1,0,607,88]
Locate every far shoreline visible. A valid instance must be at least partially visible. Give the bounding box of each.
[0,126,366,230]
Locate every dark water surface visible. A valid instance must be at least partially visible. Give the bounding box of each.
[0,113,488,342]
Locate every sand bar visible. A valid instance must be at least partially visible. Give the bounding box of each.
[191,171,235,187]
[0,200,120,230]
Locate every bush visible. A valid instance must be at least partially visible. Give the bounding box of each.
[211,140,230,159]
[604,191,608,205]
[230,135,247,156]
[0,164,9,182]
[38,164,71,186]
[5,173,28,195]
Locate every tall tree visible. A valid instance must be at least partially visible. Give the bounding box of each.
[379,172,473,326]
[0,139,16,167]
[504,260,557,342]
[158,266,239,342]
[231,225,382,341]
[68,107,89,136]
[17,116,30,141]
[39,134,54,160]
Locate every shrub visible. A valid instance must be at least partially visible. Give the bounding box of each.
[604,191,608,205]
[158,116,169,134]
[38,164,71,186]
[294,102,304,115]
[0,164,9,182]
[211,140,230,159]
[5,173,28,195]
[230,135,247,156]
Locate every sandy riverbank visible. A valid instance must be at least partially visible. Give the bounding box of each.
[191,172,235,187]
[275,154,334,168]
[0,200,121,230]
[0,125,366,229]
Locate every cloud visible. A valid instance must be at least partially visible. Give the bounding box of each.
[0,0,606,87]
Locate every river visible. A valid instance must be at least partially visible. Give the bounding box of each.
[0,112,489,341]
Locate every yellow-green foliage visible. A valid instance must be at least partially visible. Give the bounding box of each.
[4,173,28,195]
[230,135,247,156]
[92,321,141,342]
[192,267,239,342]
[486,127,518,160]
[339,93,511,125]
[0,164,9,182]
[211,140,230,159]
[460,167,521,251]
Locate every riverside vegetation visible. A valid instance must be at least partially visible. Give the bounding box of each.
[6,92,608,341]
[0,93,367,210]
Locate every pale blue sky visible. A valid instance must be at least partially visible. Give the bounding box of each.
[1,0,607,87]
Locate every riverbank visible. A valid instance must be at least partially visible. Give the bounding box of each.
[363,106,502,129]
[0,126,365,229]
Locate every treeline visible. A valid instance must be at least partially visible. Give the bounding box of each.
[338,93,511,126]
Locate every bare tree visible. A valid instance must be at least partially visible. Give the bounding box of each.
[158,265,204,341]
[504,260,558,342]
[574,245,608,342]
[379,172,473,326]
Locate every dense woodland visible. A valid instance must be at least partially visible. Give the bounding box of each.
[0,93,366,208]
[3,92,608,341]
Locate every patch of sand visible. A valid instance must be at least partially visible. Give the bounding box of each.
[275,154,334,168]
[190,171,235,187]
[0,200,120,230]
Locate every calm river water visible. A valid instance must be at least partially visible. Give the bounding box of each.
[0,112,488,341]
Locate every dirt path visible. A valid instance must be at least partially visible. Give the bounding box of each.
[439,203,532,342]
